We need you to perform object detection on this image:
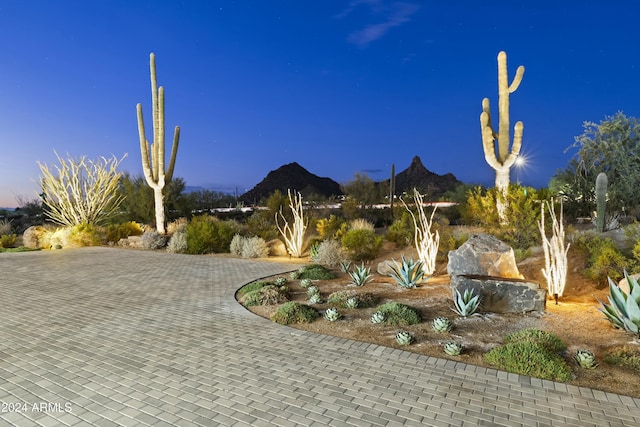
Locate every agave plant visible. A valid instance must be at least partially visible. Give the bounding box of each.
[324,307,341,322]
[444,341,462,356]
[345,297,359,309]
[307,286,320,297]
[370,311,386,324]
[309,293,323,304]
[574,349,597,369]
[395,330,414,345]
[349,263,373,287]
[339,261,352,273]
[431,316,453,333]
[598,272,640,336]
[290,270,301,280]
[274,277,287,286]
[300,278,312,289]
[452,288,481,317]
[389,256,425,289]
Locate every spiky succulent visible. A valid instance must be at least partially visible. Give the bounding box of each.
[300,278,312,289]
[598,272,640,336]
[389,256,425,289]
[432,316,453,333]
[307,286,320,297]
[339,261,352,273]
[452,288,481,317]
[345,297,359,309]
[444,341,462,356]
[349,263,372,287]
[309,293,323,304]
[395,330,414,345]
[274,277,287,286]
[290,270,301,280]
[574,349,597,369]
[370,311,386,324]
[324,307,341,322]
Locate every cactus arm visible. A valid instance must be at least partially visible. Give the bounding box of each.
[166,126,180,182]
[510,65,525,93]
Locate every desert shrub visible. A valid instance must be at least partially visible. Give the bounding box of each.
[244,211,279,241]
[68,223,105,247]
[438,229,468,260]
[386,212,413,248]
[575,234,630,285]
[167,218,188,235]
[106,221,143,243]
[0,219,13,235]
[184,215,239,254]
[484,340,572,382]
[141,230,168,250]
[238,280,271,296]
[327,290,379,308]
[350,218,374,231]
[311,239,347,266]
[341,228,383,261]
[316,215,347,240]
[230,234,269,258]
[373,302,421,326]
[0,234,17,248]
[296,264,336,280]
[270,302,320,325]
[503,328,567,353]
[241,285,289,306]
[604,346,640,372]
[166,230,187,253]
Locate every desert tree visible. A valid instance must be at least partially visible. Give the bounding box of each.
[136,53,180,234]
[275,190,307,257]
[400,188,439,275]
[37,152,126,226]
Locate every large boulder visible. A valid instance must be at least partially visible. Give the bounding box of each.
[450,275,546,314]
[22,225,52,249]
[447,233,523,279]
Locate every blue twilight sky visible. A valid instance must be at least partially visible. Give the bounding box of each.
[1,1,639,208]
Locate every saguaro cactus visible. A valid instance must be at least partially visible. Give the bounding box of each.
[136,53,180,234]
[596,172,608,233]
[480,51,525,221]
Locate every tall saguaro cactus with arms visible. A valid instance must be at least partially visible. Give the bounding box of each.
[136,53,180,234]
[480,51,525,222]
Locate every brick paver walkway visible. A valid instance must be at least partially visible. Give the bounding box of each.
[1,247,639,426]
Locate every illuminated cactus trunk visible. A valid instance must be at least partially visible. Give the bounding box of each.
[596,172,608,233]
[136,53,180,234]
[480,51,525,223]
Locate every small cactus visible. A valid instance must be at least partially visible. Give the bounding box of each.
[324,307,341,322]
[307,286,320,297]
[444,341,462,356]
[432,317,453,333]
[309,293,323,304]
[290,270,301,280]
[574,349,597,369]
[274,277,287,286]
[345,297,359,309]
[300,278,312,288]
[370,311,386,324]
[395,330,414,345]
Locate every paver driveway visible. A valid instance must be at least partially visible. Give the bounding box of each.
[1,247,639,426]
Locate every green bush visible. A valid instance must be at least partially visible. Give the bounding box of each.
[106,221,143,243]
[373,302,421,326]
[386,212,413,248]
[503,328,567,353]
[484,340,572,382]
[316,215,348,240]
[575,234,630,285]
[327,290,379,308]
[296,264,336,280]
[604,346,640,372]
[68,223,104,247]
[270,302,320,325]
[241,285,289,306]
[238,280,271,296]
[0,234,17,248]
[184,215,239,254]
[341,228,383,261]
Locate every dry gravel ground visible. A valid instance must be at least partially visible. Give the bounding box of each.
[243,239,640,399]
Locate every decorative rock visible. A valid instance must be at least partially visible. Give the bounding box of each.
[22,225,51,249]
[618,273,640,295]
[450,275,546,313]
[447,234,523,279]
[377,260,396,276]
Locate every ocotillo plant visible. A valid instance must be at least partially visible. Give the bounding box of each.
[480,51,525,222]
[136,53,180,235]
[596,172,608,233]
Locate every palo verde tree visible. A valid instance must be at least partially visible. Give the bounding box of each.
[136,53,180,234]
[552,112,640,215]
[480,51,525,222]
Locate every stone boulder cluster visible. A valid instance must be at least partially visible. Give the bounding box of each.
[447,234,546,313]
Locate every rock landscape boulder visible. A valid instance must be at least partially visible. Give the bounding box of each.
[448,234,546,313]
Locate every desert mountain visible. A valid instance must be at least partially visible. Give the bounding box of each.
[390,156,461,197]
[239,162,343,204]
